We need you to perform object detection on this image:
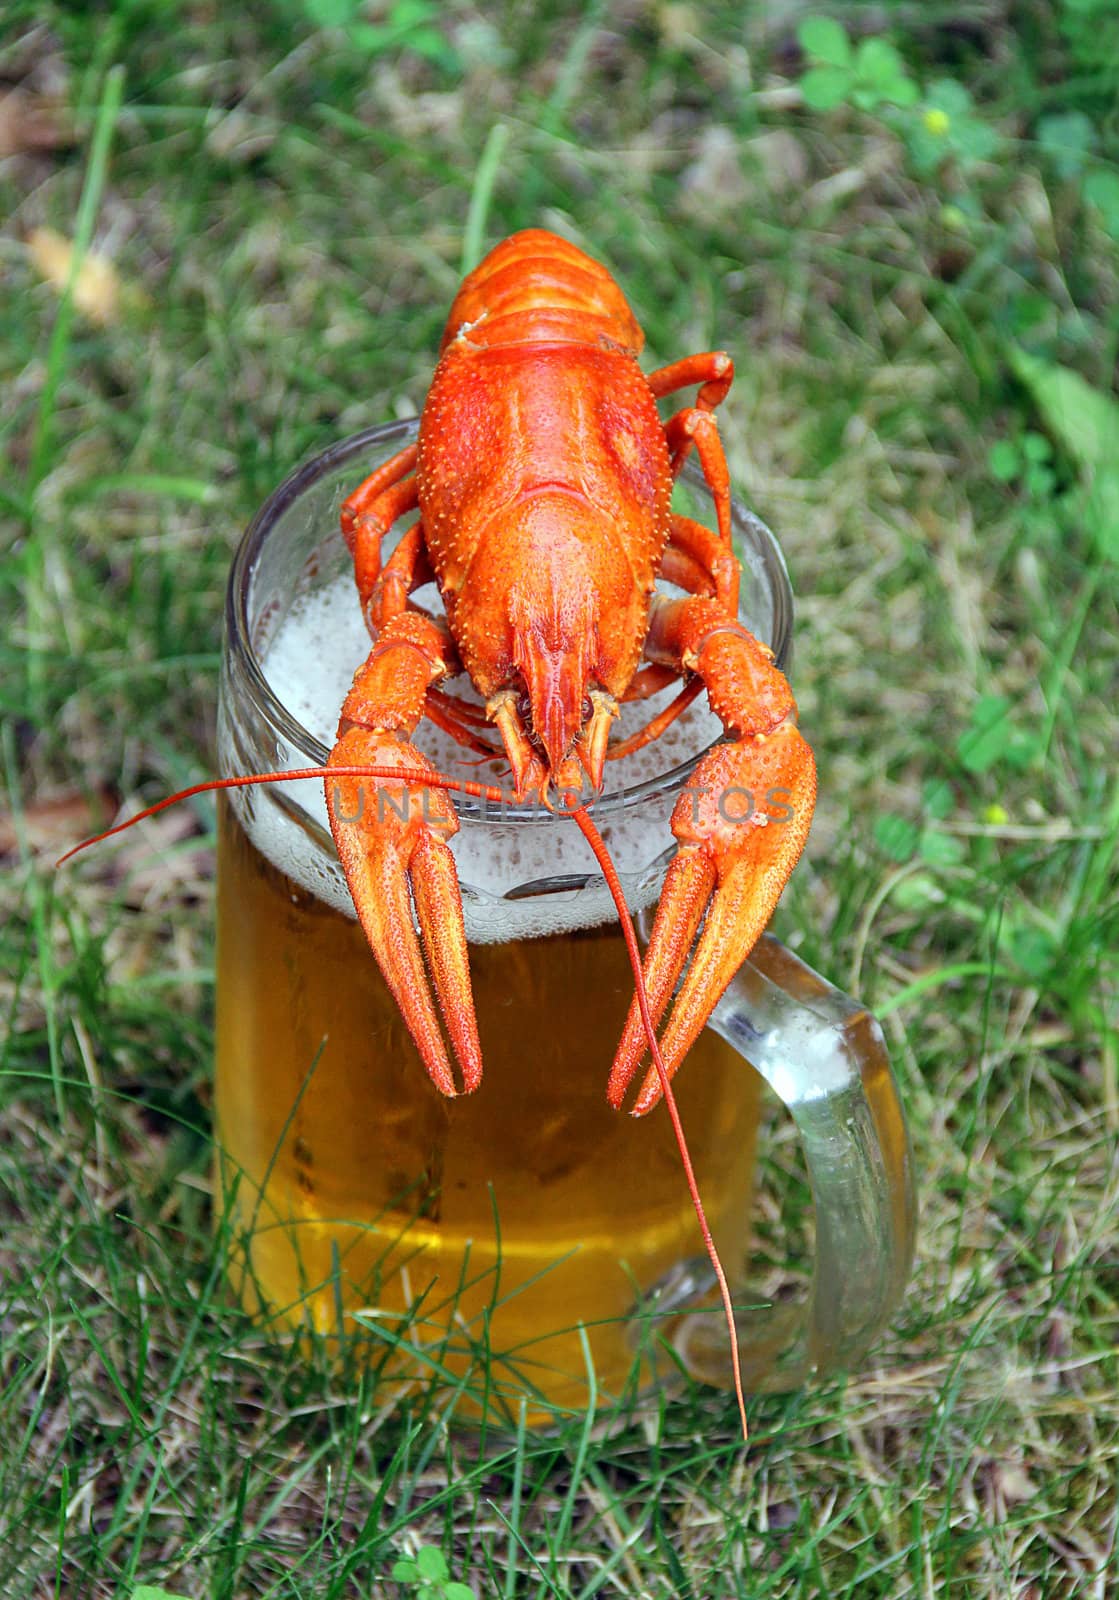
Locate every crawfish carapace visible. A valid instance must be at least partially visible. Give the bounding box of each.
[325,229,817,1106]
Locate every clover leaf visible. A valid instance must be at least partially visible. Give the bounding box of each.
[392,1544,475,1600]
[988,432,1055,498]
[957,696,1038,774]
[921,778,955,820]
[918,829,966,868]
[1083,169,1119,241]
[1007,923,1058,982]
[1008,349,1119,473]
[874,814,920,862]
[1037,111,1097,178]
[797,18,917,113]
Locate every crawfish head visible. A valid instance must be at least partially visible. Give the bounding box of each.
[447,492,650,798]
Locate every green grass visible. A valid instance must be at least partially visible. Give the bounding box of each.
[3,3,1118,1595]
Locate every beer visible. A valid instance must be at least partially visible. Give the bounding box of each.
[215,795,760,1416]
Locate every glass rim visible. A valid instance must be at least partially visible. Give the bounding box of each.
[226,417,796,824]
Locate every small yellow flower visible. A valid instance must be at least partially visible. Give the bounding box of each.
[923,107,951,136]
[982,803,1008,825]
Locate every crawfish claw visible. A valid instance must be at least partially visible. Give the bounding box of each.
[326,728,481,1097]
[608,722,816,1115]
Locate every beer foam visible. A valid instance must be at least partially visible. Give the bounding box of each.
[240,575,729,942]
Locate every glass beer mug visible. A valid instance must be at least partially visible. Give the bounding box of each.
[215,420,916,1422]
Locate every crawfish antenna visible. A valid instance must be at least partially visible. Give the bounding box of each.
[55,764,517,868]
[569,800,749,1445]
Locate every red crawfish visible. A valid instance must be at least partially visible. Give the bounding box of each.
[324,228,816,1109]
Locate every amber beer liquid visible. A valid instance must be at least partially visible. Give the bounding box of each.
[214,789,761,1415]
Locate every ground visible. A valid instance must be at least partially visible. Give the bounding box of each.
[1,3,1117,1597]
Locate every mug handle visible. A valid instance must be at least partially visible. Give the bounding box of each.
[664,932,917,1393]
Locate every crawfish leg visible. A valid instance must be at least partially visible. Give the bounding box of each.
[362,518,500,750]
[658,540,714,600]
[612,513,740,756]
[424,688,503,759]
[624,505,734,702]
[326,610,481,1097]
[621,663,679,703]
[340,443,419,621]
[607,679,705,761]
[658,513,739,612]
[367,519,434,630]
[361,512,499,758]
[361,514,500,755]
[662,408,732,550]
[646,351,734,412]
[648,350,734,537]
[608,595,816,1115]
[363,512,502,761]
